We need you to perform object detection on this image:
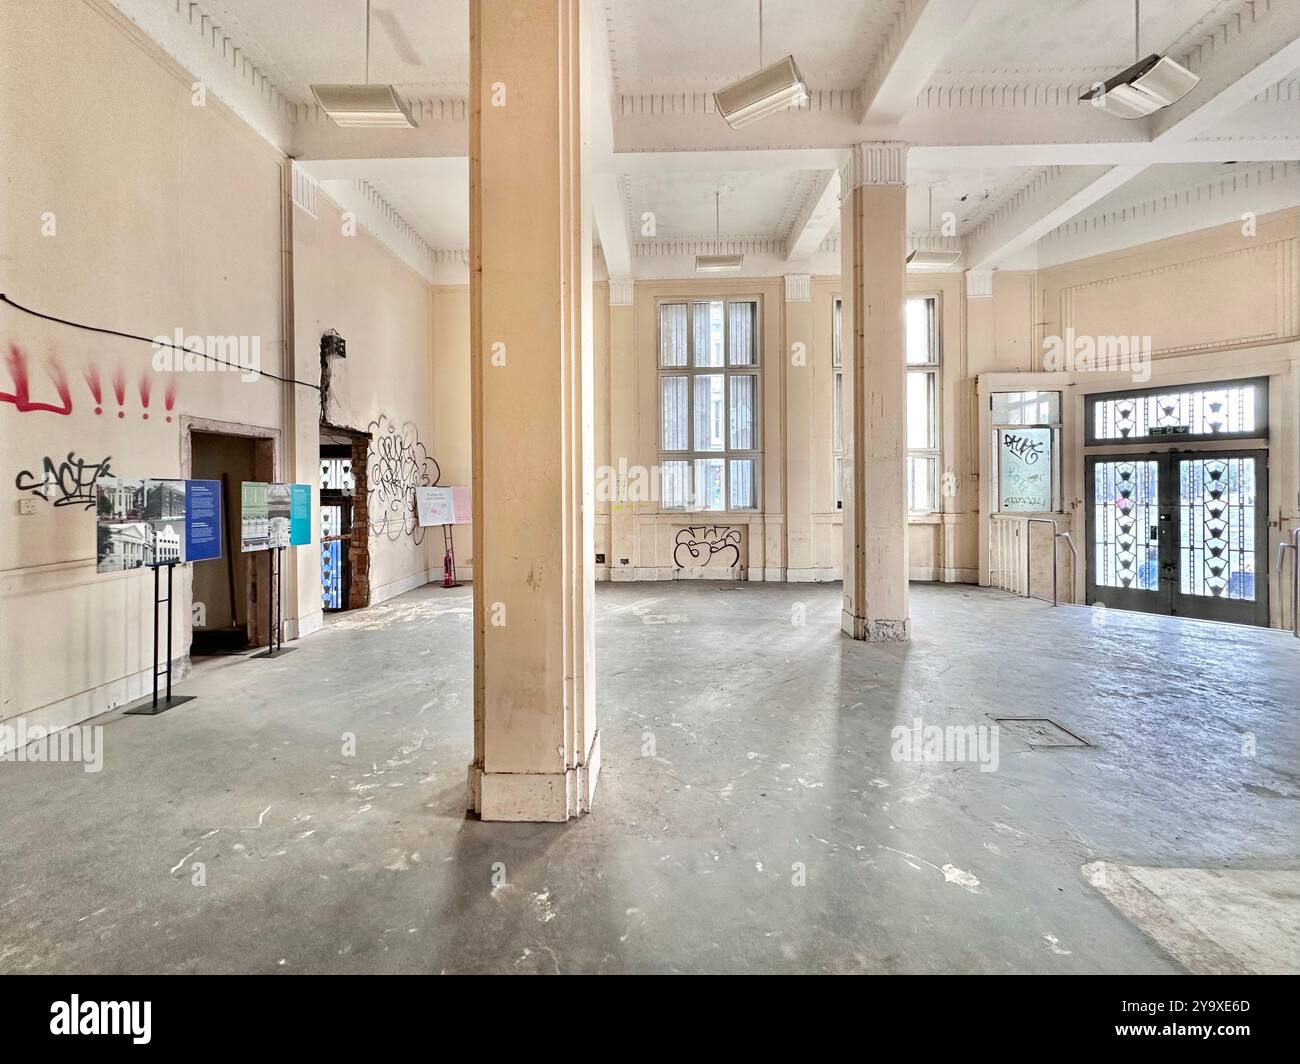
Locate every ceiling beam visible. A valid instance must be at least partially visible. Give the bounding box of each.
[784,171,841,261]
[592,174,634,279]
[965,165,1144,268]
[860,0,981,124]
[587,0,633,279]
[1151,0,1300,143]
[966,1,1300,268]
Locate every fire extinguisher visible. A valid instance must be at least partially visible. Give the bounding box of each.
[442,543,456,588]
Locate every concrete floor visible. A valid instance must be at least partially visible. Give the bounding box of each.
[1,582,1297,974]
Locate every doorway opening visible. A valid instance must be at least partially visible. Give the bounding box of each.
[319,425,371,612]
[1085,378,1270,627]
[188,426,277,653]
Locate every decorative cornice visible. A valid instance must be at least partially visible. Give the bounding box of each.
[608,279,634,306]
[840,142,908,190]
[784,275,812,303]
[296,95,467,125]
[1042,161,1300,246]
[614,89,858,118]
[634,238,787,258]
[965,269,993,300]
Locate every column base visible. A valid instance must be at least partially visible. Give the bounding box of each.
[841,611,911,642]
[467,729,601,822]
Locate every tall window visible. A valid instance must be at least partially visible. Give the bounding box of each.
[906,296,940,513]
[832,298,844,509]
[833,295,940,513]
[658,299,760,511]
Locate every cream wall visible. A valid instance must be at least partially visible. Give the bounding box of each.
[975,207,1300,626]
[1,0,290,739]
[431,286,473,579]
[292,193,440,616]
[0,0,448,742]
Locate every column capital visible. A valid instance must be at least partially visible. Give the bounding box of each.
[608,278,634,307]
[965,269,994,300]
[841,141,908,190]
[783,274,812,303]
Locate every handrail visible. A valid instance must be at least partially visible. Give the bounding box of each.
[1278,528,1300,639]
[1025,517,1078,607]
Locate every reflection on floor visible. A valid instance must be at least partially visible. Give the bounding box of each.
[0,582,1296,973]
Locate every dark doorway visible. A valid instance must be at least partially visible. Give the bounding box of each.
[319,426,371,612]
[189,429,276,653]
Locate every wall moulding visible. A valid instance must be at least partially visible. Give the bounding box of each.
[1056,239,1299,360]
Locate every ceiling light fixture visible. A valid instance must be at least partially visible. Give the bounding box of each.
[907,187,963,271]
[696,190,744,273]
[714,0,809,129]
[1079,0,1199,119]
[311,0,418,128]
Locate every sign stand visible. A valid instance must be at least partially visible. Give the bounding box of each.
[124,561,197,716]
[442,525,461,588]
[254,545,296,658]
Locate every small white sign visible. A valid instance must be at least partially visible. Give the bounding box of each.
[416,486,470,527]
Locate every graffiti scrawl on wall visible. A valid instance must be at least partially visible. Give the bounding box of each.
[2,345,178,420]
[673,526,742,569]
[15,452,114,509]
[366,414,441,543]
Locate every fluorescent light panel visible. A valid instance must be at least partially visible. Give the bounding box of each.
[714,56,809,130]
[695,254,745,273]
[906,249,963,271]
[310,84,418,128]
[1079,54,1200,119]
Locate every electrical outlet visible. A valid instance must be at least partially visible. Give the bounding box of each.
[18,498,37,515]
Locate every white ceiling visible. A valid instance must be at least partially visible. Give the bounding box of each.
[929,0,1258,81]
[200,0,468,103]
[605,0,907,94]
[117,0,1300,269]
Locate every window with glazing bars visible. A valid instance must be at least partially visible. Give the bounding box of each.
[833,295,940,513]
[658,299,760,511]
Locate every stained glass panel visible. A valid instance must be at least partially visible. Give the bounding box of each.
[1179,456,1257,601]
[1093,460,1160,590]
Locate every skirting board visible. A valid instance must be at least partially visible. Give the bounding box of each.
[0,656,193,756]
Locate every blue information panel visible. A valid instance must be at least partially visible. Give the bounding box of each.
[289,483,311,546]
[185,480,223,562]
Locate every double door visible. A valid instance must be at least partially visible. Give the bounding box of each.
[1086,449,1268,626]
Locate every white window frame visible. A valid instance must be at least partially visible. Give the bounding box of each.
[657,297,762,513]
[906,295,940,514]
[832,297,844,510]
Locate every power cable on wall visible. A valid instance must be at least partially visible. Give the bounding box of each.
[0,292,322,392]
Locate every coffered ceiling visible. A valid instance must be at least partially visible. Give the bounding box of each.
[109,0,1300,281]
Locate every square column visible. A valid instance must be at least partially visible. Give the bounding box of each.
[467,0,598,821]
[839,143,910,641]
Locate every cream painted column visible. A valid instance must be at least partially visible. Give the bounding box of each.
[839,143,910,641]
[607,279,638,580]
[467,0,598,822]
[783,274,815,579]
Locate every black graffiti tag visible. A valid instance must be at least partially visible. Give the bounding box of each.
[1002,433,1044,465]
[15,452,113,509]
[365,415,440,543]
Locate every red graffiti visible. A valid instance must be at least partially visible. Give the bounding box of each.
[3,343,179,419]
[1,345,73,415]
[83,364,103,414]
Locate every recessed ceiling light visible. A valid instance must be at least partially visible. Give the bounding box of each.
[310,1,418,129]
[714,1,808,129]
[906,249,964,271]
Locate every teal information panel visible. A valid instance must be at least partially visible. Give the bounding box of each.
[290,483,311,546]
